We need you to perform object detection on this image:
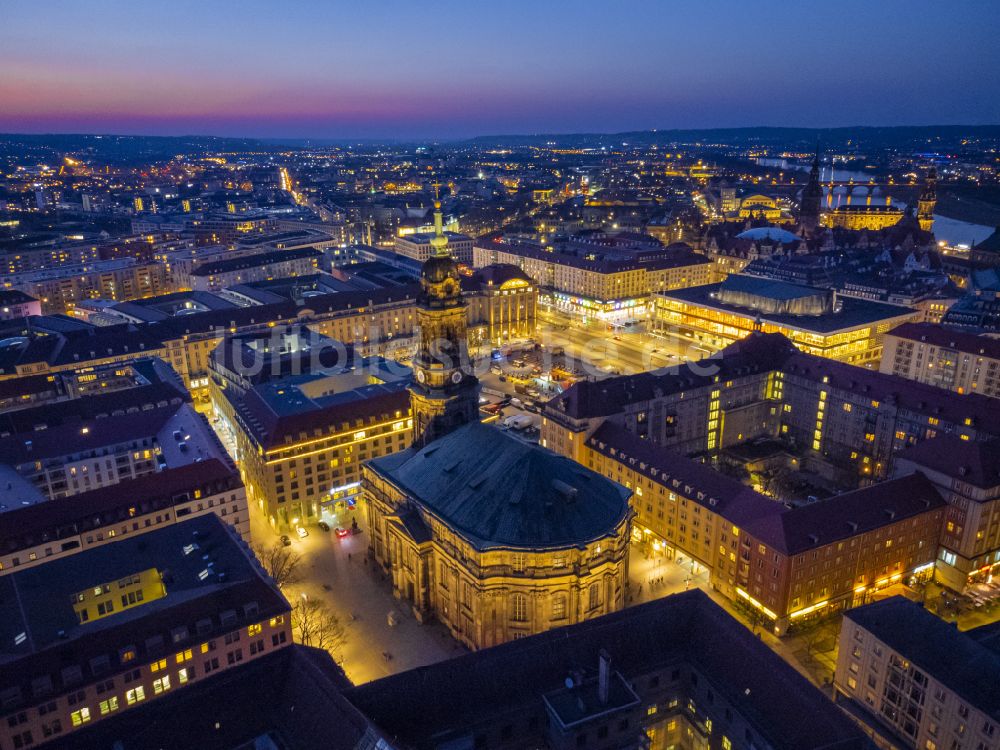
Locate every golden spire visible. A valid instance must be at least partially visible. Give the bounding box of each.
[430,181,449,257]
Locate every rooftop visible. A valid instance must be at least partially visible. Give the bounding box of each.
[0,515,287,704]
[659,280,914,333]
[0,459,240,553]
[845,596,1000,721]
[368,421,631,550]
[54,645,371,750]
[741,472,946,555]
[896,435,1000,489]
[482,236,709,274]
[887,321,1000,360]
[736,226,802,244]
[347,589,872,750]
[231,356,412,449]
[0,400,226,471]
[191,247,321,276]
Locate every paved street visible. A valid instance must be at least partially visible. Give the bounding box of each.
[536,308,716,376]
[625,542,841,690]
[247,499,468,685]
[230,307,996,695]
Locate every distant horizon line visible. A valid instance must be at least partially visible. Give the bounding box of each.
[3,123,1000,146]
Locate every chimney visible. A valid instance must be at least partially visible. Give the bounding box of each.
[598,649,611,705]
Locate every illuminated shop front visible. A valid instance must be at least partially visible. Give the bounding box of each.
[549,291,647,322]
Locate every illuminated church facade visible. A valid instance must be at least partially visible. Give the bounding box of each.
[362,188,632,649]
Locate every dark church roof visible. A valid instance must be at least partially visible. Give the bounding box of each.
[368,421,631,550]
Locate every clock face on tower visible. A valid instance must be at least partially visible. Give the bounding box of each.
[451,370,463,384]
[416,369,426,383]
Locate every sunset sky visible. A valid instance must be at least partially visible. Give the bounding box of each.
[2,0,998,140]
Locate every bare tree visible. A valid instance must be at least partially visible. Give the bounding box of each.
[252,541,302,590]
[292,598,346,655]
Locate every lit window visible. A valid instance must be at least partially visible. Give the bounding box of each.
[153,676,171,694]
[71,708,91,726]
[512,593,527,622]
[126,687,145,705]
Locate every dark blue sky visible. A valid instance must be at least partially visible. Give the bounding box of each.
[2,0,998,139]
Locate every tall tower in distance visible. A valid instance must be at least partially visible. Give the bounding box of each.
[917,166,937,233]
[409,183,479,448]
[798,149,823,233]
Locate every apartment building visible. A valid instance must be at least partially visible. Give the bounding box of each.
[4,258,174,314]
[0,290,41,320]
[583,422,943,634]
[348,590,873,750]
[736,473,943,632]
[0,515,292,749]
[474,235,711,322]
[835,596,1000,750]
[0,371,228,505]
[395,231,473,264]
[542,332,1000,486]
[881,322,1000,399]
[209,326,412,531]
[894,436,1000,592]
[0,358,184,413]
[187,212,276,245]
[54,644,380,750]
[187,248,321,292]
[0,459,246,574]
[0,240,102,276]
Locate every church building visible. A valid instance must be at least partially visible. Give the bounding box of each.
[362,187,633,649]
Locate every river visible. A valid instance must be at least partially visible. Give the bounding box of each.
[755,157,992,246]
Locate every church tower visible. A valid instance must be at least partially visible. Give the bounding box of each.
[409,184,479,448]
[798,149,823,233]
[917,166,937,233]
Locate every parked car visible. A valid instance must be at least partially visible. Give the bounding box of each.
[296,526,309,539]
[318,521,330,532]
[335,527,350,538]
[279,535,291,547]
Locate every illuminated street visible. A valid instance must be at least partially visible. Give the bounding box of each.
[537,307,716,375]
[2,3,999,748]
[248,497,468,684]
